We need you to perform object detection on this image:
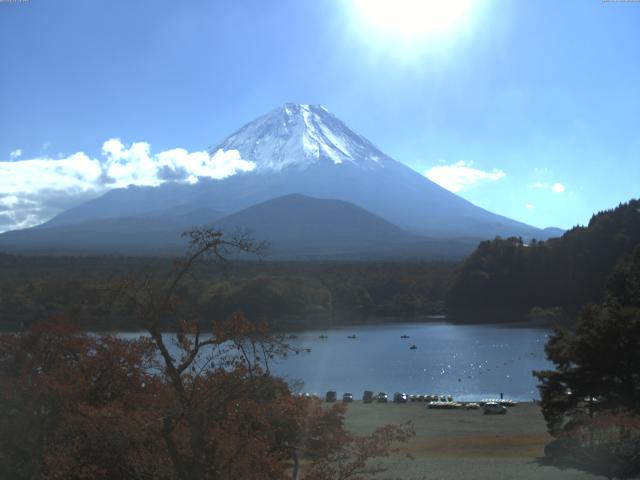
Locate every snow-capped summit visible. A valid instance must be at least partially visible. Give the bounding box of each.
[211,103,390,172]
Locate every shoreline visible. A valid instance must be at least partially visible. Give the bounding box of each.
[1,314,557,334]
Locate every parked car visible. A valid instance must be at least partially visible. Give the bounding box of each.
[363,390,374,403]
[483,402,507,414]
[325,391,337,402]
[377,392,388,403]
[393,392,408,403]
[342,392,354,403]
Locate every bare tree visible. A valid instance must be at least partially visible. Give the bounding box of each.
[112,228,284,480]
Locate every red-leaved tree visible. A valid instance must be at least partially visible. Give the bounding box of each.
[0,228,415,480]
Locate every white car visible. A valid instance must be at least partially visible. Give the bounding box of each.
[483,402,507,414]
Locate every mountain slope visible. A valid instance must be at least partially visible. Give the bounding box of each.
[6,103,560,255]
[211,193,478,259]
[213,193,415,258]
[215,193,408,240]
[0,194,477,259]
[0,217,187,255]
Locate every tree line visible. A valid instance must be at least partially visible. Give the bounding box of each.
[448,199,640,322]
[0,255,453,331]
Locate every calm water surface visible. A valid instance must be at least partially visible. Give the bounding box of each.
[271,322,551,401]
[121,322,552,402]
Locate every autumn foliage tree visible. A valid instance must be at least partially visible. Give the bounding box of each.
[0,228,414,480]
[0,318,166,479]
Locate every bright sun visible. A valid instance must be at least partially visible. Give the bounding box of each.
[351,0,476,43]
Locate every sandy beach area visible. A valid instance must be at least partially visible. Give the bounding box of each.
[343,401,606,479]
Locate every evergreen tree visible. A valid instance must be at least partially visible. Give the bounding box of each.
[534,246,640,478]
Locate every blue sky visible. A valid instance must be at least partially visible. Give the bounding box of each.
[1,0,639,232]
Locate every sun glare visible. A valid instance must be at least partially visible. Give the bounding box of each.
[351,0,477,45]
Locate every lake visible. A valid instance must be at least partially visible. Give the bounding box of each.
[123,321,552,402]
[270,322,552,402]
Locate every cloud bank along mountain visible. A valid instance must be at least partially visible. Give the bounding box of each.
[0,139,255,232]
[0,103,559,258]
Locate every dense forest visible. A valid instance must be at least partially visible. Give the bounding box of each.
[448,199,640,322]
[2,199,638,331]
[0,255,453,331]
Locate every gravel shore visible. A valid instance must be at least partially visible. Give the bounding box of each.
[342,401,606,479]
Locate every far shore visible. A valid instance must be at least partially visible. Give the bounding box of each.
[1,313,558,334]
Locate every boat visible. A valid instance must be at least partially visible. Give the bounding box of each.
[347,334,357,339]
[428,401,463,409]
[409,344,417,350]
[400,334,410,339]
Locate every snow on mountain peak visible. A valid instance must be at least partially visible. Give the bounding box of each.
[210,103,391,173]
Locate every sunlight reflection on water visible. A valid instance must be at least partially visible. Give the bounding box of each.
[118,322,552,401]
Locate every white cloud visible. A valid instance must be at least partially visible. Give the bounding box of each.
[0,139,255,232]
[525,203,535,210]
[9,149,22,160]
[156,147,255,185]
[528,181,565,193]
[0,152,103,197]
[99,139,255,187]
[424,160,506,193]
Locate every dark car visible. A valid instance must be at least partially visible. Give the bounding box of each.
[483,402,507,414]
[325,390,337,402]
[342,392,354,403]
[377,392,388,403]
[363,390,374,403]
[393,392,408,403]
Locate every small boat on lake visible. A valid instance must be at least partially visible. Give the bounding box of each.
[409,344,417,350]
[347,334,357,339]
[400,335,410,339]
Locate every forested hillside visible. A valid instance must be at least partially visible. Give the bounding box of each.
[0,256,453,331]
[448,199,640,321]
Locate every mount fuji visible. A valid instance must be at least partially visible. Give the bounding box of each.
[0,104,559,258]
